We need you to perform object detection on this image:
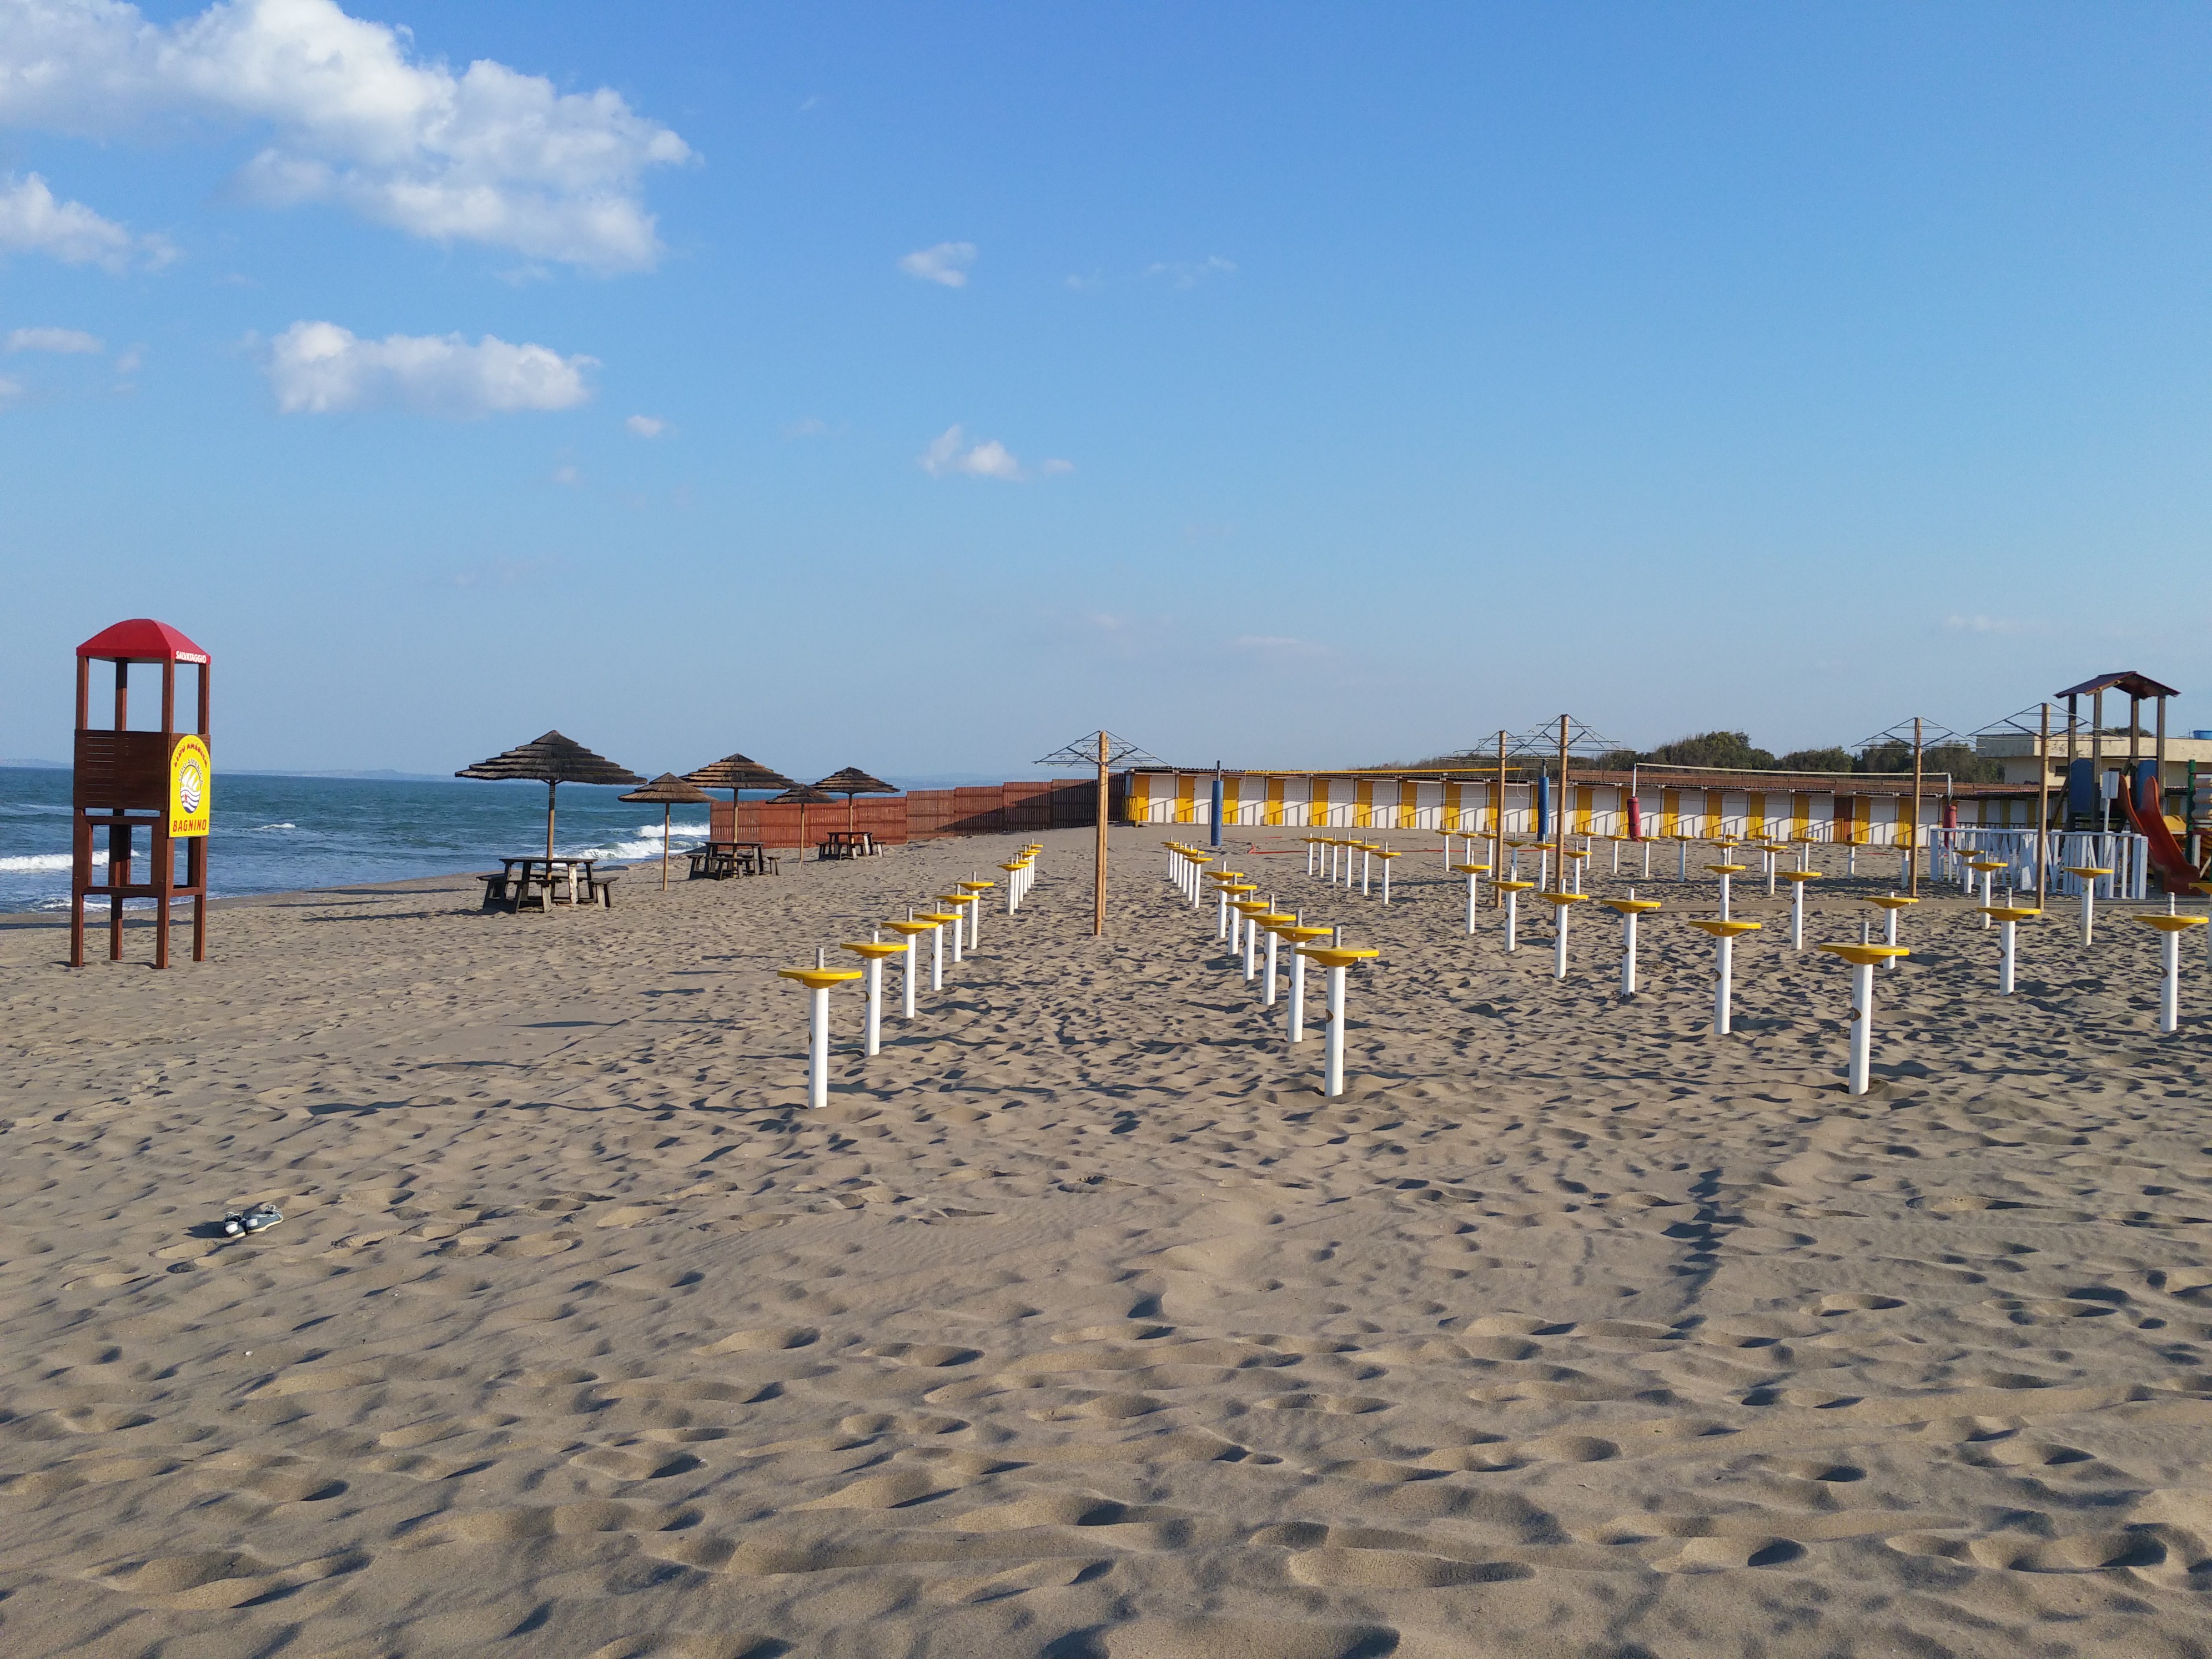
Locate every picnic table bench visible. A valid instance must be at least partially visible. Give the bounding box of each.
[686,841,779,880]
[818,830,878,859]
[479,856,619,912]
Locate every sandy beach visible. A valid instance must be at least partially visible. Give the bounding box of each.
[4,825,2211,1658]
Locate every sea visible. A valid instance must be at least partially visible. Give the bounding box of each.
[0,767,714,914]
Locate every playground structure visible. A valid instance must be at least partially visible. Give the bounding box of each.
[69,619,212,969]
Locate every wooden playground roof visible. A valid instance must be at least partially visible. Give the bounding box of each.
[2055,671,2180,701]
[684,752,796,792]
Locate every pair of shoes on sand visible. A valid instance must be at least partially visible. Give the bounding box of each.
[220,1203,283,1238]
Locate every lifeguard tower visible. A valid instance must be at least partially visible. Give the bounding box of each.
[71,619,211,968]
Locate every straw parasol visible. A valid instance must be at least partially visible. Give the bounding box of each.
[620,773,715,891]
[814,765,898,835]
[457,731,644,861]
[682,751,796,846]
[772,784,837,866]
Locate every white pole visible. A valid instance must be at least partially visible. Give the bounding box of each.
[969,889,983,949]
[1621,908,1639,998]
[1361,847,1372,896]
[902,935,917,1019]
[1791,879,1805,951]
[1979,866,1992,927]
[2080,883,2094,947]
[863,958,882,1057]
[1381,859,1392,904]
[808,986,831,1110]
[1678,841,1688,881]
[1288,948,1307,1044]
[1243,914,1258,982]
[1465,870,1479,934]
[1999,918,2017,995]
[1554,903,1570,980]
[1718,871,1731,921]
[2161,930,2181,1034]
[930,920,945,988]
[1884,902,1899,968]
[1263,926,1279,1005]
[1308,839,1318,876]
[1324,964,1347,1097]
[1848,961,1872,1095]
[1505,888,1519,953]
[949,904,965,963]
[1714,934,1734,1035]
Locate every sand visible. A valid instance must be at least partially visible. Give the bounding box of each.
[3,825,2210,1658]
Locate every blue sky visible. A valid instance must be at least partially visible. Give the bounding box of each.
[4,2,2208,777]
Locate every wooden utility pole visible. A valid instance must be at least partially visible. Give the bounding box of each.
[1093,728,1109,937]
[1492,729,1509,906]
[2035,702,2051,906]
[1909,716,1924,897]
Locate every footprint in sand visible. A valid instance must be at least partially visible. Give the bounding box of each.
[701,1326,818,1354]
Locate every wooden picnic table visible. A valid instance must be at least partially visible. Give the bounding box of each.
[481,856,616,912]
[687,841,778,880]
[818,830,878,859]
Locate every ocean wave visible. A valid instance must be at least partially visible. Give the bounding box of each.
[0,851,104,873]
[248,822,299,832]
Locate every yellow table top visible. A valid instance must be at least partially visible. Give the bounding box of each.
[1562,848,1590,859]
[1818,943,1909,966]
[1493,878,1537,892]
[1231,899,1272,913]
[2065,866,2114,878]
[1450,862,1492,875]
[1372,848,1402,859]
[914,911,961,924]
[936,893,977,907]
[1778,870,1822,883]
[2136,913,2210,933]
[1602,898,1663,914]
[1686,919,1762,938]
[1276,924,1335,942]
[1978,906,2043,922]
[1539,891,1592,906]
[1704,863,1748,876]
[778,967,863,989]
[1298,946,1380,968]
[881,921,936,937]
[841,941,906,961]
[1966,859,2009,871]
[1862,896,1919,910]
[1221,883,1258,896]
[957,880,996,893]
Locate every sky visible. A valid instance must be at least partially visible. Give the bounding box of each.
[3,1,2209,778]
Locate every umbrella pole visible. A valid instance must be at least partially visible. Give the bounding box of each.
[546,780,557,863]
[662,803,671,892]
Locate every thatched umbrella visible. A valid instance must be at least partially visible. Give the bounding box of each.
[682,751,797,844]
[620,773,715,891]
[772,784,837,867]
[815,766,898,836]
[457,731,644,861]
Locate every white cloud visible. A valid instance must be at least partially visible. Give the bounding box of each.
[1940,614,2041,636]
[262,320,595,416]
[0,373,24,404]
[6,325,102,353]
[785,414,826,437]
[917,425,1073,481]
[624,413,664,437]
[114,343,142,373]
[0,172,167,269]
[1145,255,1236,288]
[898,240,976,287]
[0,0,692,273]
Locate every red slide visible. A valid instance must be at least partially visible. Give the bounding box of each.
[2120,785,2206,896]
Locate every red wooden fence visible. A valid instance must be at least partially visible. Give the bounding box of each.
[707,778,1120,848]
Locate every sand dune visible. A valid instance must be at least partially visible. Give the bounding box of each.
[3,827,2210,1657]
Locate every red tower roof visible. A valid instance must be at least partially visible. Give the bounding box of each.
[76,619,210,664]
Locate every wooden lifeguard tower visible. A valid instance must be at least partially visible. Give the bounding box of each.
[71,619,211,969]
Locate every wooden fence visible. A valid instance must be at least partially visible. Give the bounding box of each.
[708,778,1124,848]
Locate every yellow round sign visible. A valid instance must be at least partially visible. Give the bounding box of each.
[169,733,211,838]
